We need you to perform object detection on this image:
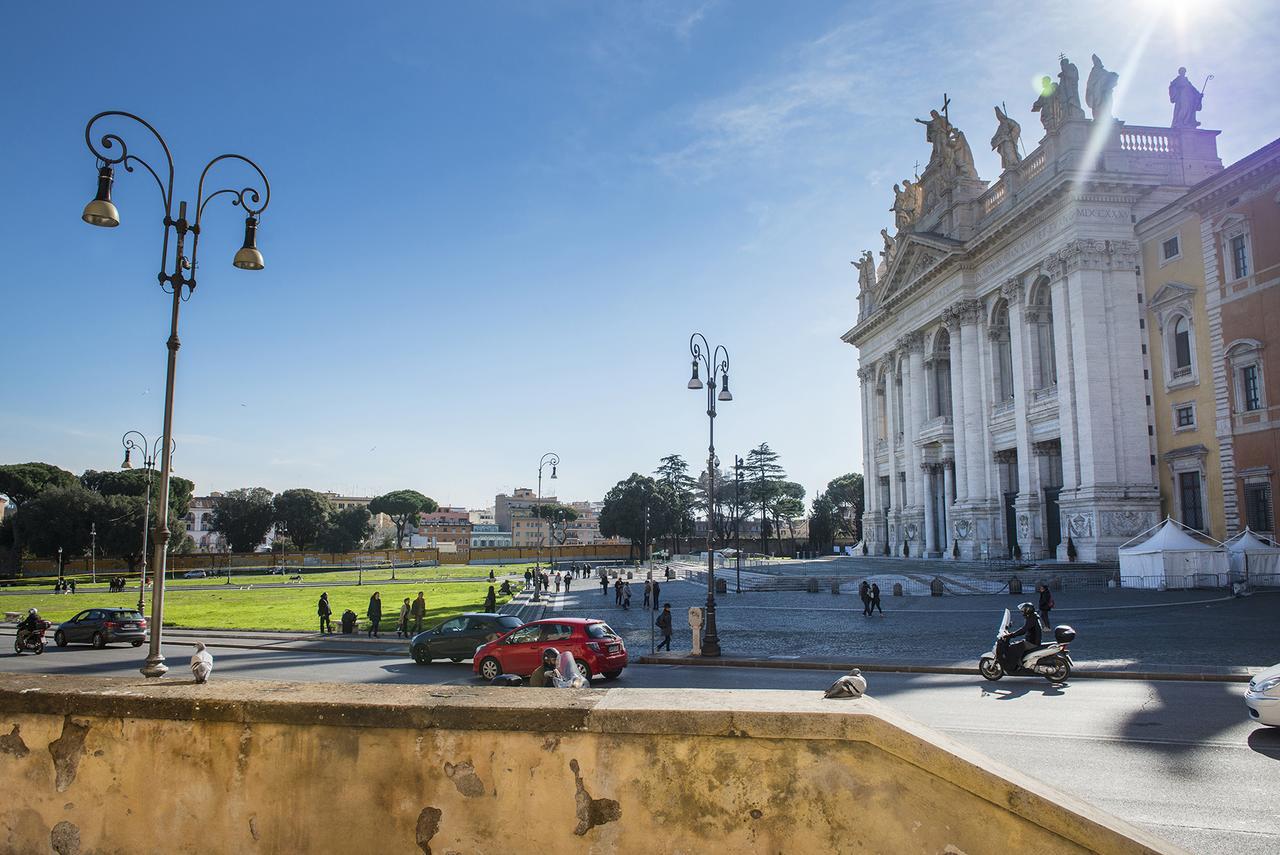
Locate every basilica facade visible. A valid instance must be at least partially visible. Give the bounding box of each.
[844,54,1223,562]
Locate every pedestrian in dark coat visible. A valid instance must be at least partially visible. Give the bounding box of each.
[870,583,883,615]
[858,581,872,616]
[318,592,333,634]
[411,592,427,633]
[655,604,673,651]
[614,578,624,606]
[651,580,661,609]
[397,597,411,638]
[601,574,609,597]
[1038,584,1054,627]
[622,582,632,610]
[483,585,497,613]
[643,578,652,609]
[367,592,383,638]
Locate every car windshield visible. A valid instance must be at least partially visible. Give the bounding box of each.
[497,616,523,630]
[585,623,617,639]
[109,611,143,621]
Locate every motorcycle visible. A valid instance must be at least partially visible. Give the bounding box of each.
[14,620,52,655]
[979,608,1075,682]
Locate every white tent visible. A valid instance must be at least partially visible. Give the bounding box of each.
[1118,519,1227,590]
[1225,529,1280,582]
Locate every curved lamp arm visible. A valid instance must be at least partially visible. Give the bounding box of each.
[191,153,271,283]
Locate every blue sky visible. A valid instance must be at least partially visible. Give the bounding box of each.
[4,1,1277,510]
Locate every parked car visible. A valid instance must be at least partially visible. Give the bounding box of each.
[54,608,147,649]
[410,613,523,665]
[183,570,207,579]
[473,617,627,684]
[1246,662,1280,726]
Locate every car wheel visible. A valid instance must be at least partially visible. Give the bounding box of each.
[576,661,593,684]
[132,640,143,648]
[603,670,622,681]
[412,645,431,665]
[54,631,67,648]
[978,656,1003,681]
[479,657,502,681]
[92,632,106,650]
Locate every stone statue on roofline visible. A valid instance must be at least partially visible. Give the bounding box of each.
[890,179,921,231]
[1085,54,1119,121]
[880,228,897,270]
[1031,75,1060,131]
[991,106,1022,170]
[949,127,979,180]
[855,250,877,294]
[914,109,953,170]
[1057,55,1085,121]
[1169,67,1206,128]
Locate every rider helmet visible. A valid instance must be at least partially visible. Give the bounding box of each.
[28,608,38,616]
[541,647,560,668]
[1017,602,1036,618]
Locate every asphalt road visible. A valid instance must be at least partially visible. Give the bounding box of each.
[2,637,1275,854]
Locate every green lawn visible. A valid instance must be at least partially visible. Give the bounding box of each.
[2,562,537,592]
[5,581,520,632]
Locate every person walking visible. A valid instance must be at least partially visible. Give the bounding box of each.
[366,592,383,638]
[397,597,411,638]
[1038,583,1054,627]
[614,578,623,606]
[554,573,562,594]
[318,592,332,634]
[622,582,632,610]
[643,578,652,610]
[563,574,572,593]
[858,581,872,616]
[601,573,610,597]
[651,580,661,609]
[411,591,427,633]
[870,583,883,615]
[655,603,673,651]
[483,584,497,613]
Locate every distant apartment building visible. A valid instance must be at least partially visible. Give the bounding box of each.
[470,523,512,548]
[495,488,557,531]
[414,508,473,553]
[510,508,549,548]
[320,492,392,529]
[469,507,496,526]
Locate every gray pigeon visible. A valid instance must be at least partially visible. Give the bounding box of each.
[823,668,867,699]
[190,642,214,684]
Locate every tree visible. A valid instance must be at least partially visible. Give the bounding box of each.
[273,488,334,550]
[808,494,839,553]
[81,468,195,519]
[824,472,865,542]
[745,443,787,555]
[598,474,679,561]
[17,485,102,558]
[321,505,373,553]
[368,490,438,549]
[655,454,697,553]
[94,493,150,571]
[532,503,580,546]
[769,481,807,550]
[209,488,277,553]
[0,462,79,568]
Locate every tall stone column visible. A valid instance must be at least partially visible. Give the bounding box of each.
[942,460,955,554]
[959,300,986,505]
[859,365,881,553]
[921,463,937,556]
[884,355,900,552]
[1045,254,1080,496]
[944,309,968,504]
[904,333,926,510]
[1003,278,1044,559]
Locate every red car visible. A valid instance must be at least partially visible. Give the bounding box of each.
[473,618,627,684]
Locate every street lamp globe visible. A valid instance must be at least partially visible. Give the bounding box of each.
[232,215,265,270]
[82,165,120,228]
[121,447,133,469]
[718,371,733,401]
[688,359,703,389]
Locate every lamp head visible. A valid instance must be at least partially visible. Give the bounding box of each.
[550,464,557,480]
[687,359,703,390]
[82,165,120,228]
[121,447,133,469]
[232,215,265,270]
[718,370,733,401]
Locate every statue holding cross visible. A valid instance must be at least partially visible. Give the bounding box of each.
[915,93,953,170]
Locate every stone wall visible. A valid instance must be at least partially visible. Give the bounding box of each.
[0,674,1181,854]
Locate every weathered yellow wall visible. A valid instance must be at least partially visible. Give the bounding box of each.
[0,675,1181,855]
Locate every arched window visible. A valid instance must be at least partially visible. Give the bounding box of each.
[991,300,1014,402]
[1171,316,1192,376]
[932,329,952,418]
[1028,279,1057,389]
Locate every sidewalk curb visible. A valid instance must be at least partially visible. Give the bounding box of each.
[636,655,1256,683]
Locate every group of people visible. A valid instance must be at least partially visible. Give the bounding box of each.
[857,581,883,616]
[50,579,78,594]
[107,576,131,593]
[315,590,429,637]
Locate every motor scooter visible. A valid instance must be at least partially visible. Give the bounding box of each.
[13,620,52,655]
[978,608,1075,682]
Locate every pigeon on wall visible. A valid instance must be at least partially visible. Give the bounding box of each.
[190,642,214,684]
[823,668,867,699]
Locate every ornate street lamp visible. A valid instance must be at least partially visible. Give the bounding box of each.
[121,431,175,616]
[83,111,271,678]
[687,333,733,657]
[532,452,559,602]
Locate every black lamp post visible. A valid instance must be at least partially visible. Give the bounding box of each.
[121,431,174,616]
[687,333,733,657]
[734,455,744,594]
[82,111,271,678]
[533,452,559,602]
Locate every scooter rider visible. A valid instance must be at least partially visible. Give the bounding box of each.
[1002,602,1042,670]
[528,648,561,688]
[16,608,42,647]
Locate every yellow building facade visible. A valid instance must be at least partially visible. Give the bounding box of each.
[1137,204,1225,538]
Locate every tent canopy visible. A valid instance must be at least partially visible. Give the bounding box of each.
[1119,519,1220,555]
[1224,528,1280,553]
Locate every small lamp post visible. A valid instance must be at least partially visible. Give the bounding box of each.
[533,452,559,602]
[121,431,173,616]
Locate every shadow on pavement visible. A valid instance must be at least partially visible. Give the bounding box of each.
[1248,728,1280,760]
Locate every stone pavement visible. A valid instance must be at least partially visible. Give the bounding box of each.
[545,574,1279,671]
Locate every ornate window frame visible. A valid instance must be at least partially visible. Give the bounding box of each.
[1158,229,1182,267]
[1172,401,1197,433]
[1219,213,1253,283]
[1226,339,1266,416]
[1164,445,1209,534]
[1148,282,1199,391]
